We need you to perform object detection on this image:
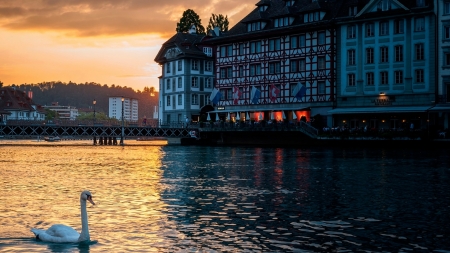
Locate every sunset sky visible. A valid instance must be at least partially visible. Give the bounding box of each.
[0,0,255,92]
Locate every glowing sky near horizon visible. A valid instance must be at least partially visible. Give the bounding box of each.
[0,0,255,92]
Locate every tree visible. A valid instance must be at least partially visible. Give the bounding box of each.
[0,81,3,87]
[207,14,229,33]
[176,9,205,35]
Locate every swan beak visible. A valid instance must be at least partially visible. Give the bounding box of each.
[88,195,95,205]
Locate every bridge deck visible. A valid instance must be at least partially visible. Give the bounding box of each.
[0,125,194,138]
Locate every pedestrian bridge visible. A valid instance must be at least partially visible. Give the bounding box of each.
[0,124,194,138]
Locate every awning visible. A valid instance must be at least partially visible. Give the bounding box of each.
[328,106,432,115]
[428,105,450,112]
[208,107,309,113]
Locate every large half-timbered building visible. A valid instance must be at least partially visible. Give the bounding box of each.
[207,0,338,125]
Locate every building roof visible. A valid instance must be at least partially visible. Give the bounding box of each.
[154,32,209,63]
[0,86,45,113]
[206,0,433,44]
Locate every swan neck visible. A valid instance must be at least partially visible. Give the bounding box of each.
[78,199,90,242]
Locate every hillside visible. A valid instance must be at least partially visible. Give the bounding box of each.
[9,81,159,120]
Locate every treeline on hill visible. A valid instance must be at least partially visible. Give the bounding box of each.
[11,81,158,120]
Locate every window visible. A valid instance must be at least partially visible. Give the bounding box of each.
[178,95,182,105]
[415,43,424,60]
[269,62,281,74]
[250,41,262,53]
[178,77,182,88]
[205,78,212,88]
[395,45,403,62]
[394,19,404,34]
[227,45,233,56]
[203,47,212,57]
[395,71,403,84]
[166,79,171,90]
[239,43,245,55]
[416,0,425,7]
[348,25,356,39]
[318,32,326,45]
[269,38,281,51]
[274,17,290,27]
[380,47,389,63]
[445,26,450,39]
[178,60,182,71]
[366,48,374,64]
[415,69,424,83]
[291,59,306,72]
[250,64,261,76]
[220,46,226,57]
[415,17,425,31]
[166,96,171,106]
[192,60,199,70]
[378,0,390,11]
[380,21,389,36]
[348,50,356,65]
[348,73,356,86]
[247,22,262,31]
[220,67,232,78]
[166,62,170,73]
[366,72,374,86]
[445,53,450,66]
[205,61,212,72]
[366,23,374,37]
[380,71,389,85]
[238,65,244,77]
[349,6,357,16]
[318,81,325,94]
[291,34,306,48]
[445,2,450,15]
[191,77,198,87]
[192,94,198,105]
[318,56,325,69]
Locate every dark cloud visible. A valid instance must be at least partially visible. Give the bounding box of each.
[0,0,255,37]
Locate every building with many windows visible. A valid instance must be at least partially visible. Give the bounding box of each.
[207,0,338,126]
[330,0,436,131]
[109,96,138,122]
[432,0,450,129]
[154,26,215,125]
[42,102,79,120]
[155,0,449,133]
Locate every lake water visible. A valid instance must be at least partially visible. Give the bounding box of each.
[0,140,449,252]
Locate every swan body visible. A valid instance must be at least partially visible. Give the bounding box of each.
[31,190,95,243]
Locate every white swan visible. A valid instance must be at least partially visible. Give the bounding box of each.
[31,190,95,243]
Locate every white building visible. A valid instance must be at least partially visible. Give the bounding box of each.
[154,27,215,125]
[42,103,79,120]
[109,97,139,122]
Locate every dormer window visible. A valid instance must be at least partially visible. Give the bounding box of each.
[349,6,357,16]
[274,17,292,27]
[247,21,266,32]
[378,0,390,11]
[416,0,425,7]
[285,0,295,6]
[304,12,322,23]
[259,5,268,12]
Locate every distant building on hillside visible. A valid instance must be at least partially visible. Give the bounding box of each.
[0,86,46,124]
[108,96,138,122]
[42,102,79,120]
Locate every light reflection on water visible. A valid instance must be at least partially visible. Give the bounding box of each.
[0,141,449,252]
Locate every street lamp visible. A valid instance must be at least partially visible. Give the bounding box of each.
[93,99,96,124]
[120,97,125,146]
